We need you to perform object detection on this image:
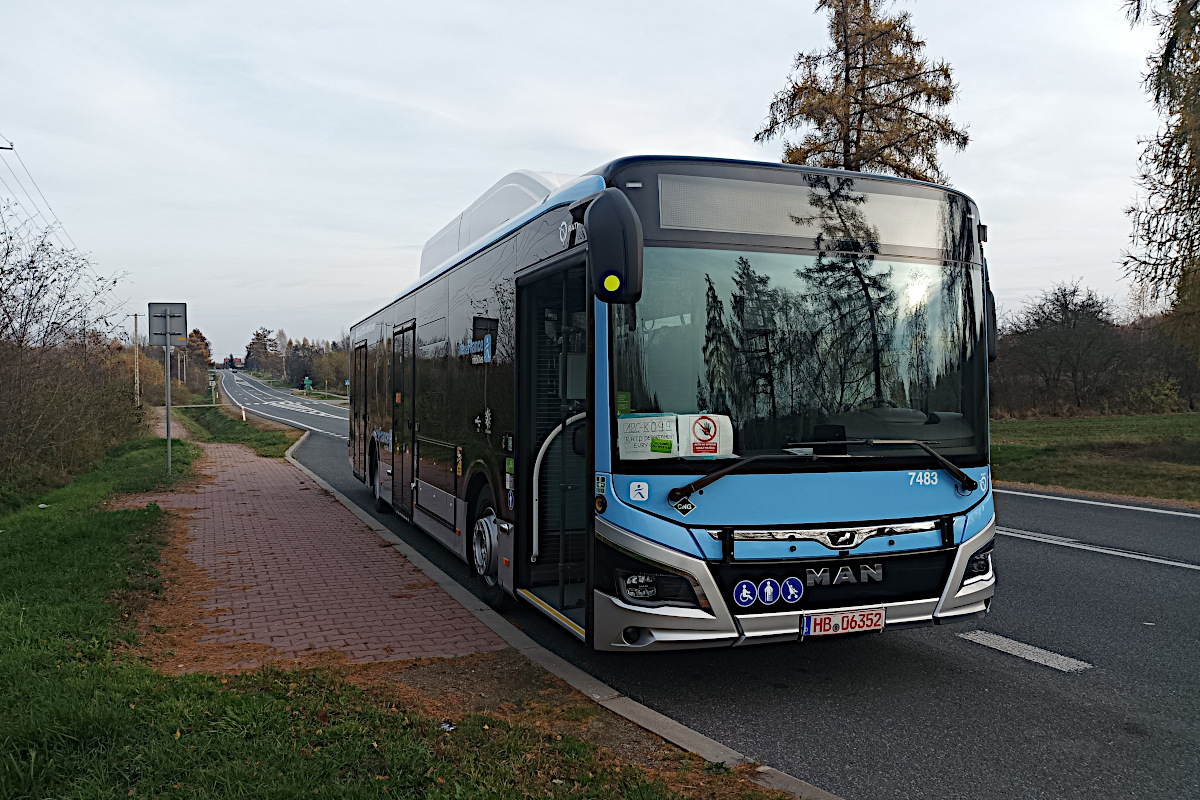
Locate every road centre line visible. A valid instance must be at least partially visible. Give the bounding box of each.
[957,631,1092,673]
[997,527,1200,571]
[995,488,1200,519]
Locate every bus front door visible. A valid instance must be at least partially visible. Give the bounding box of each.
[521,265,589,635]
[392,323,416,518]
[352,342,368,479]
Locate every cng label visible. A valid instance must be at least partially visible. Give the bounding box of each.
[671,496,696,516]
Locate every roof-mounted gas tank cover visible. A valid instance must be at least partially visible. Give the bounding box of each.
[419,170,579,276]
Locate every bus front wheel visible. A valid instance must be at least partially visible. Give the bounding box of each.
[470,487,512,610]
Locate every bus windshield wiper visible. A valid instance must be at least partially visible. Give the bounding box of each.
[787,438,978,492]
[666,453,827,504]
[666,439,976,505]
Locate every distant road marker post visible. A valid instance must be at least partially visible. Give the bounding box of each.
[149,303,187,473]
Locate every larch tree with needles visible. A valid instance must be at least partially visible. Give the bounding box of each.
[754,0,969,185]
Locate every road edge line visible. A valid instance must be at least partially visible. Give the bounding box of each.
[994,487,1200,519]
[282,431,841,800]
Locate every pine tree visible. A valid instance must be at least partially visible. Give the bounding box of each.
[1123,1,1199,325]
[754,0,968,184]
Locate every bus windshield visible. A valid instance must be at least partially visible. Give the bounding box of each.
[610,245,988,467]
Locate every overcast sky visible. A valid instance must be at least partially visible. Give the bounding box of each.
[2,0,1160,357]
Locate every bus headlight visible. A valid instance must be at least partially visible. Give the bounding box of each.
[616,570,699,607]
[596,539,710,611]
[961,539,994,587]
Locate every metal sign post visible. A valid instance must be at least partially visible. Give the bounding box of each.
[149,303,187,474]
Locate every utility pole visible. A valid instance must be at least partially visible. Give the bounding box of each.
[132,313,141,407]
[165,314,172,474]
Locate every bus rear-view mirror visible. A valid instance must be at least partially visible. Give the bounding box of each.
[581,188,643,305]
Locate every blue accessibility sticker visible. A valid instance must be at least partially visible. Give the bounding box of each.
[732,580,757,608]
[758,578,781,605]
[781,576,804,604]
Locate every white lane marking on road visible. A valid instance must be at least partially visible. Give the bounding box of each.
[995,488,1200,519]
[958,631,1093,673]
[238,404,347,439]
[998,526,1200,571]
[217,375,348,440]
[263,399,345,420]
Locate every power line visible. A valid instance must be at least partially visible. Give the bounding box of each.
[0,153,56,233]
[11,147,79,252]
[0,131,80,253]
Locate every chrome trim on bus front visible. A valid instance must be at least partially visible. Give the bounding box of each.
[592,512,994,651]
[593,516,738,651]
[706,520,939,549]
[935,514,996,619]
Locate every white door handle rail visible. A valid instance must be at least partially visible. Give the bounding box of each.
[531,412,587,563]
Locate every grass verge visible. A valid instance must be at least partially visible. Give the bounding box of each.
[1,438,779,800]
[991,413,1200,503]
[176,406,297,458]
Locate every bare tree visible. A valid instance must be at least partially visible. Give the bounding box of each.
[0,201,139,504]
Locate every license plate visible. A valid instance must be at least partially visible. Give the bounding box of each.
[803,608,885,637]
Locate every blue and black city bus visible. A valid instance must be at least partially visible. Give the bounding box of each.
[349,156,997,650]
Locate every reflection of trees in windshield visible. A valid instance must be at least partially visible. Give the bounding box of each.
[615,179,985,455]
[796,175,896,408]
[683,176,977,437]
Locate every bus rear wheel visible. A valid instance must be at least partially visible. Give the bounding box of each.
[470,487,512,610]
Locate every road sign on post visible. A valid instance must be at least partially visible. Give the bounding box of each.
[149,303,187,474]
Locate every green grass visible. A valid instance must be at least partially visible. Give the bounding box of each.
[990,413,1200,502]
[176,407,296,458]
[0,439,685,800]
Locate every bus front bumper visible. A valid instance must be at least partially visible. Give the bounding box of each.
[592,516,996,652]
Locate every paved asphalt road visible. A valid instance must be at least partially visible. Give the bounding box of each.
[217,370,349,439]
[225,372,1199,800]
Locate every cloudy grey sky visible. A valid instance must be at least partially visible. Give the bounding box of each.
[2,0,1159,357]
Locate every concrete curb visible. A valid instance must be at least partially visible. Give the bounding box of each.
[283,431,841,800]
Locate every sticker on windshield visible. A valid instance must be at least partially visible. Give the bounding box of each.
[617,414,678,460]
[677,414,734,458]
[616,391,632,416]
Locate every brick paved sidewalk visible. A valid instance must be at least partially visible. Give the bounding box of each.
[135,441,505,663]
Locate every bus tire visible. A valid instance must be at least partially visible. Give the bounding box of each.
[470,486,513,610]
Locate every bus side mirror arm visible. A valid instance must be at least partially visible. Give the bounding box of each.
[572,188,643,304]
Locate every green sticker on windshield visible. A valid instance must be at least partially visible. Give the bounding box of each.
[616,391,631,416]
[650,437,673,453]
[505,457,515,474]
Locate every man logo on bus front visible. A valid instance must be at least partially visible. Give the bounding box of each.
[829,531,857,547]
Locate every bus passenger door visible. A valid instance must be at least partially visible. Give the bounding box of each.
[352,342,368,479]
[391,323,416,518]
[519,265,590,635]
